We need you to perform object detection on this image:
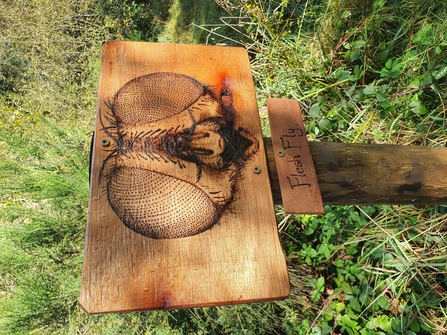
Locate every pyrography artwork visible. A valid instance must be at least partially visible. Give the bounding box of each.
[99,72,259,239]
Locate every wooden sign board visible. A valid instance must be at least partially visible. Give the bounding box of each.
[79,41,290,313]
[267,99,323,214]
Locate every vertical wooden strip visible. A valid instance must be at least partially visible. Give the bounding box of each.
[267,99,323,214]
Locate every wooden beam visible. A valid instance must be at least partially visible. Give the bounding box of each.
[264,138,447,206]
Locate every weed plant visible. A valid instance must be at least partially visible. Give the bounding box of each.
[0,0,446,334]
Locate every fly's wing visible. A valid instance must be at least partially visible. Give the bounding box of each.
[112,72,207,125]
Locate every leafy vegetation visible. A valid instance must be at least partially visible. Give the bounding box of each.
[1,0,446,334]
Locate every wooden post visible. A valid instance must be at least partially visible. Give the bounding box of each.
[264,139,447,206]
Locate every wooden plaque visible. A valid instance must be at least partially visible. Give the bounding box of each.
[267,99,323,214]
[79,41,289,313]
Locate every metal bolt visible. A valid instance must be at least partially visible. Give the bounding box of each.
[101,138,110,147]
[253,166,261,174]
[277,150,285,157]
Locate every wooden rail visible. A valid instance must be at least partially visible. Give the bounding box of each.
[264,139,447,206]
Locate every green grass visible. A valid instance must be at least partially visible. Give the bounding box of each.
[1,0,446,334]
[0,117,89,334]
[158,0,235,44]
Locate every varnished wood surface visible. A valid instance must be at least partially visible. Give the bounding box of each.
[264,139,447,206]
[80,41,290,314]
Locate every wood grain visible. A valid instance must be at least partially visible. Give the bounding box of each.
[80,41,289,313]
[264,139,447,206]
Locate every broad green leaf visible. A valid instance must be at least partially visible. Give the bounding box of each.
[315,276,325,290]
[347,85,356,96]
[335,302,346,312]
[380,50,389,62]
[383,252,394,262]
[433,66,447,80]
[422,71,432,86]
[433,83,443,94]
[318,118,332,133]
[348,298,361,312]
[363,84,376,95]
[409,100,428,115]
[385,58,393,69]
[309,105,321,118]
[352,39,366,49]
[377,295,389,309]
[410,319,421,332]
[391,260,406,272]
[318,243,331,258]
[388,69,401,79]
[303,227,314,235]
[337,70,352,81]
[350,49,361,61]
[340,314,358,328]
[380,100,392,110]
[376,92,388,102]
[366,315,392,331]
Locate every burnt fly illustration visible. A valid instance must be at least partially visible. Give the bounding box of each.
[99,72,258,239]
